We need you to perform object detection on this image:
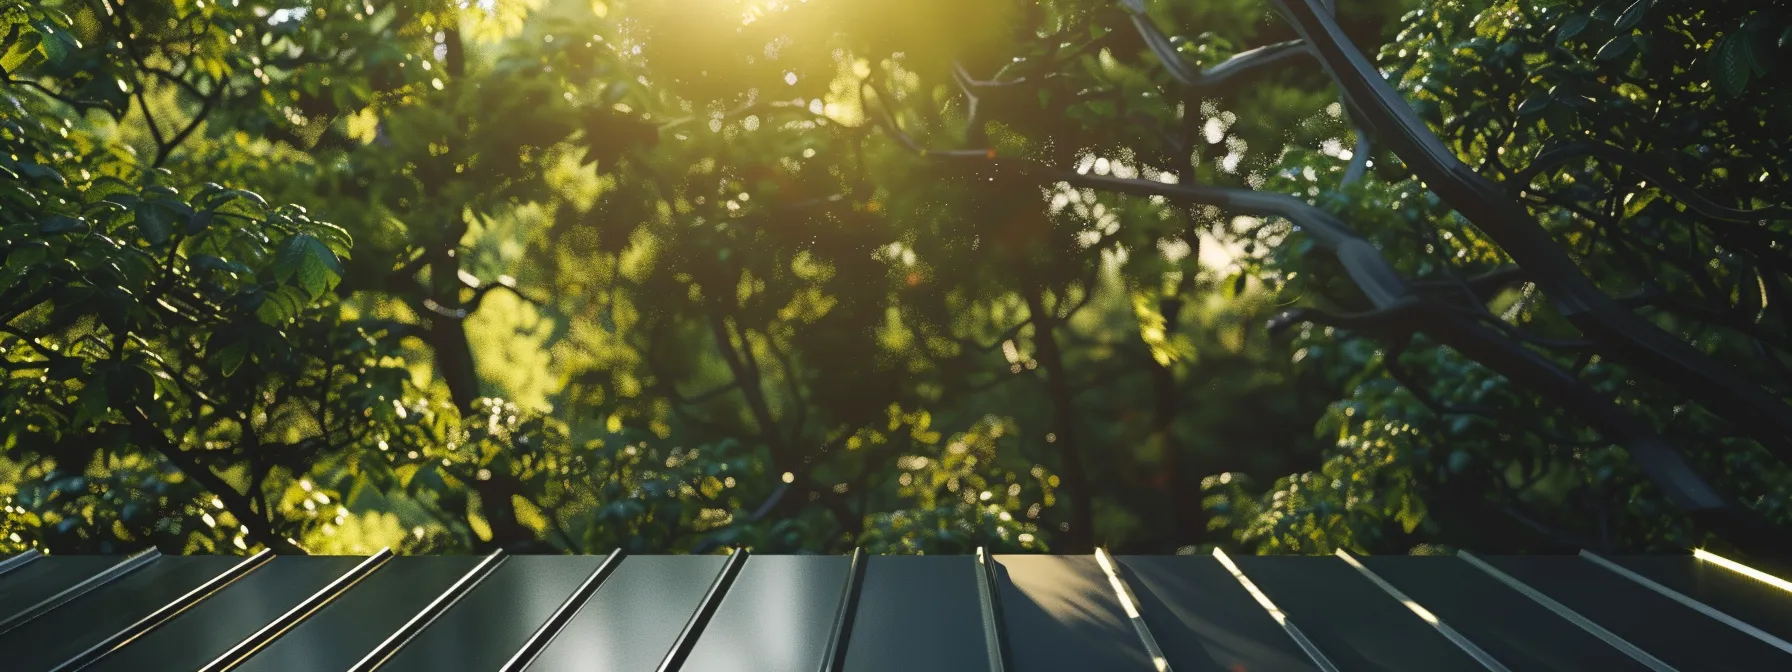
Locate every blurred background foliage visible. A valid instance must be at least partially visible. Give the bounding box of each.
[1,0,1787,557]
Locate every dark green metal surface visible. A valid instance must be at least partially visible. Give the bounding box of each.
[84,556,364,672]
[1119,555,1318,672]
[992,555,1154,672]
[230,556,481,672]
[1484,555,1789,672]
[377,555,604,671]
[0,556,120,619]
[525,554,726,672]
[839,556,991,672]
[1607,555,1792,644]
[0,556,241,672]
[680,555,850,672]
[7,551,1790,672]
[1361,555,1650,672]
[1232,555,1485,671]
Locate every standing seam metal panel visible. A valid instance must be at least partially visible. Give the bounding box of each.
[1120,555,1321,672]
[992,554,1157,671]
[0,556,240,672]
[229,556,483,672]
[524,554,728,672]
[679,554,850,672]
[1230,555,1485,671]
[377,555,604,672]
[839,555,992,672]
[84,556,365,672]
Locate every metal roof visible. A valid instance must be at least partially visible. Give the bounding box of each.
[0,547,1789,671]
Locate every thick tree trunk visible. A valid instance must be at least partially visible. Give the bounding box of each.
[426,312,537,550]
[1025,285,1095,553]
[426,312,482,412]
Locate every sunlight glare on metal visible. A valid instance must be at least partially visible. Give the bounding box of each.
[1094,548,1173,672]
[1693,549,1792,595]
[1213,549,1340,672]
[1332,550,1439,623]
[1582,550,1792,656]
[1459,551,1675,672]
[1093,548,1140,619]
[1333,550,1508,671]
[1212,549,1287,626]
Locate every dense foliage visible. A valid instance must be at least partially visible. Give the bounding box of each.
[3,0,1786,557]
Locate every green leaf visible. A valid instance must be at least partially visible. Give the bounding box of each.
[1739,30,1770,76]
[192,254,253,276]
[38,214,86,234]
[1596,35,1634,62]
[186,209,215,235]
[32,20,75,64]
[16,161,64,186]
[1516,94,1552,115]
[220,189,269,210]
[1615,0,1649,31]
[1555,14,1590,44]
[215,341,250,377]
[254,284,311,324]
[74,373,109,429]
[134,203,177,245]
[1714,35,1750,95]
[6,241,50,270]
[0,30,42,71]
[274,233,345,298]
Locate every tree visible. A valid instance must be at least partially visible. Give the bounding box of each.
[842,0,1790,554]
[10,0,1782,559]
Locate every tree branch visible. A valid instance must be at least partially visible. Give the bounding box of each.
[122,408,304,554]
[1122,2,1311,90]
[1271,0,1792,459]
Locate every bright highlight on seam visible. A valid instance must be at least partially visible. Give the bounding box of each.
[1212,549,1289,626]
[1694,549,1792,594]
[1332,550,1440,624]
[1093,548,1141,619]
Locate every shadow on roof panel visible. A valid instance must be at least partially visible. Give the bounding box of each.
[0,556,119,619]
[0,556,241,672]
[1117,555,1318,672]
[679,555,850,672]
[83,555,363,672]
[840,555,989,672]
[1482,555,1790,671]
[1230,556,1484,671]
[376,555,602,672]
[1358,556,1649,672]
[1604,555,1792,645]
[526,554,727,672]
[991,555,1153,672]
[230,555,481,672]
